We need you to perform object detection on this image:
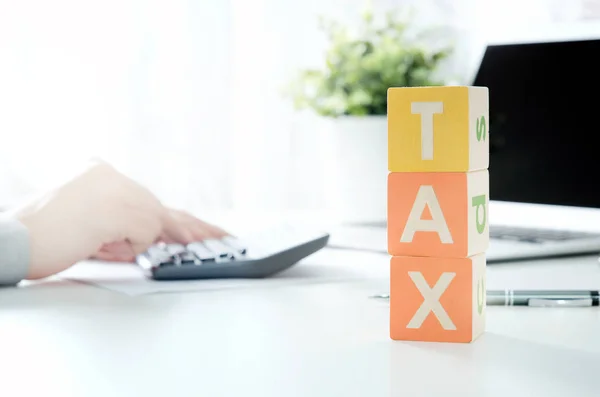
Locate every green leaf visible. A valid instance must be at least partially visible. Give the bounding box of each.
[284,4,453,116]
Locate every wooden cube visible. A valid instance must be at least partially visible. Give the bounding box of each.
[387,169,489,258]
[387,86,488,173]
[390,253,486,343]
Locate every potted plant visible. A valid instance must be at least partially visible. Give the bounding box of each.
[286,7,452,224]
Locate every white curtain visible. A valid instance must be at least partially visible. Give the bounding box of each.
[0,0,597,214]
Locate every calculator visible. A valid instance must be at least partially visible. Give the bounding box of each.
[135,224,330,280]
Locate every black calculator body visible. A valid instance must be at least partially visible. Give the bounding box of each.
[136,225,330,280]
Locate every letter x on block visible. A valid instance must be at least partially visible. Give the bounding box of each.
[407,271,456,330]
[389,255,485,343]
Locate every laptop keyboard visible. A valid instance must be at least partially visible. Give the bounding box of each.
[490,225,600,244]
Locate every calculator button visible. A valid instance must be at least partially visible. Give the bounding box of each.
[221,236,247,255]
[165,244,186,255]
[202,239,235,258]
[147,245,170,258]
[160,244,199,265]
[138,253,173,269]
[146,246,175,265]
[187,242,216,261]
[158,259,176,267]
[179,251,199,265]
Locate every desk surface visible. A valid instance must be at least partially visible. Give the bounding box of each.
[2,247,600,397]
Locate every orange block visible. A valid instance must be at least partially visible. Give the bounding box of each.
[387,169,489,258]
[389,254,486,343]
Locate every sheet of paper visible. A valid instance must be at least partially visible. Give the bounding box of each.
[328,225,387,253]
[58,248,390,296]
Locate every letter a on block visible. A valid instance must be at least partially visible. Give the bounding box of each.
[388,170,489,258]
[388,86,489,172]
[389,254,486,343]
[401,185,453,245]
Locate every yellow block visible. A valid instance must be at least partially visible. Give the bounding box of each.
[387,86,488,172]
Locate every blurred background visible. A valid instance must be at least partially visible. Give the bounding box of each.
[1,0,599,223]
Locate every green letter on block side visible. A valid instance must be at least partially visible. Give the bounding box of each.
[476,116,486,142]
[472,195,487,234]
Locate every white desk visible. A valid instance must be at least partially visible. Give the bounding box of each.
[1,247,600,397]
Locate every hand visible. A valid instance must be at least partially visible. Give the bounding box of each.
[8,160,228,279]
[93,208,229,262]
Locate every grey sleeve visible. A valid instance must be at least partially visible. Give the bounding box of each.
[0,217,30,286]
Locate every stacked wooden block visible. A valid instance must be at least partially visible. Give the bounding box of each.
[387,86,489,343]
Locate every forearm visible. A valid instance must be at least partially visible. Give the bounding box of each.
[0,216,30,286]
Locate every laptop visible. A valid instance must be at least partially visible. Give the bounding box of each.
[329,36,600,263]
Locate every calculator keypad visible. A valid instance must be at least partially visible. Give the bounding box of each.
[186,242,217,262]
[140,236,249,268]
[202,239,235,258]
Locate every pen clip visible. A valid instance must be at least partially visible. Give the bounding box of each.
[528,298,593,307]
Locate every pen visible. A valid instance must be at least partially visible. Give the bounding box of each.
[487,289,599,307]
[370,290,600,307]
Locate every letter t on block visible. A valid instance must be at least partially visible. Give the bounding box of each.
[388,86,488,172]
[410,101,443,160]
[389,254,486,343]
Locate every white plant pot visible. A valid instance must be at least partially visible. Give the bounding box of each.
[320,115,388,225]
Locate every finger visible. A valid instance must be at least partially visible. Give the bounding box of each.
[100,241,135,255]
[156,233,177,244]
[176,210,230,239]
[188,224,213,241]
[115,210,163,255]
[95,240,137,261]
[92,250,135,262]
[159,208,231,244]
[167,216,218,242]
[161,210,195,244]
[197,219,230,238]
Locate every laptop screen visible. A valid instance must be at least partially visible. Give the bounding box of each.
[472,38,600,208]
